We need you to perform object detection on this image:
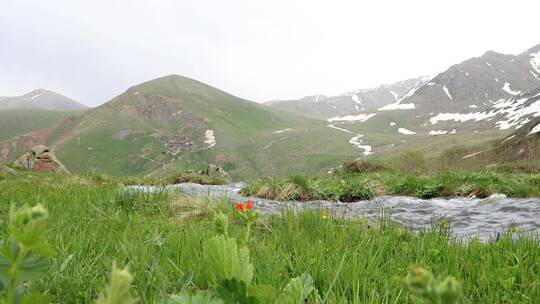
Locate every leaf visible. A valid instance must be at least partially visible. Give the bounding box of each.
[216,278,259,304]
[17,253,49,281]
[248,284,279,304]
[60,254,74,273]
[95,263,138,304]
[21,293,50,304]
[213,212,229,236]
[0,241,48,282]
[167,291,223,304]
[204,235,254,286]
[276,273,314,304]
[176,271,195,293]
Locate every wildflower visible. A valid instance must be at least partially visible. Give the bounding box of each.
[235,200,254,212]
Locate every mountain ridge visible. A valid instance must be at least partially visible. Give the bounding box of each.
[0,74,361,178]
[0,89,87,111]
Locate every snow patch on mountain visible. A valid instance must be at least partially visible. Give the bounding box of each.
[349,135,373,156]
[530,52,540,75]
[502,135,516,143]
[327,124,353,134]
[379,102,415,111]
[390,91,399,100]
[29,90,44,100]
[502,83,521,95]
[273,128,292,134]
[528,123,540,135]
[326,124,372,156]
[204,130,216,148]
[327,113,376,122]
[429,130,448,135]
[491,94,540,129]
[443,86,453,101]
[398,128,416,135]
[430,112,496,125]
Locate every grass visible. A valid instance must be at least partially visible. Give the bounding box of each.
[242,160,540,201]
[0,109,71,141]
[0,173,539,302]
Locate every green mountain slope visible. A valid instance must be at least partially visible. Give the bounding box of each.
[0,109,72,142]
[1,75,361,179]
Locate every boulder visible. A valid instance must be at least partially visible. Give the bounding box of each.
[14,145,70,174]
[0,166,16,176]
[198,164,231,182]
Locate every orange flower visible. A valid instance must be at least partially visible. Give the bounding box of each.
[235,200,254,212]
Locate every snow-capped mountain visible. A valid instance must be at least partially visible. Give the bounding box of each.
[265,77,427,119]
[379,47,540,114]
[0,89,87,111]
[316,43,540,158]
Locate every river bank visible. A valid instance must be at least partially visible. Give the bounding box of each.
[130,182,540,241]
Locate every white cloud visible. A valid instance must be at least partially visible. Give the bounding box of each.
[0,0,539,106]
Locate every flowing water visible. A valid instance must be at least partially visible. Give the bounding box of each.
[130,182,540,241]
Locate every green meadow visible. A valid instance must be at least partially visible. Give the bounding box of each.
[0,173,538,303]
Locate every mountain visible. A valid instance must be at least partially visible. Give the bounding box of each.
[0,109,72,142]
[456,115,540,170]
[319,43,540,159]
[0,89,87,111]
[265,77,427,119]
[0,75,361,178]
[379,47,540,114]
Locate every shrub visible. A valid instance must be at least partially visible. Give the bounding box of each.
[169,173,227,185]
[318,177,374,202]
[391,176,425,196]
[490,162,540,174]
[276,175,314,201]
[114,188,168,210]
[288,175,310,192]
[343,159,384,174]
[86,170,106,182]
[529,174,540,189]
[437,146,471,171]
[416,183,445,199]
[396,151,427,174]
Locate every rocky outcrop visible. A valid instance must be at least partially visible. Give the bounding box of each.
[197,164,232,182]
[0,166,16,176]
[14,145,70,174]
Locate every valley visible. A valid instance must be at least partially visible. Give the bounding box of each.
[3,42,540,180]
[1,29,540,303]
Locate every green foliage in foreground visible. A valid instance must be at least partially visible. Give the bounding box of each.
[242,166,540,201]
[0,204,52,303]
[0,174,538,302]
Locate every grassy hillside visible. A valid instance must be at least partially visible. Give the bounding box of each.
[0,109,71,142]
[0,75,525,180]
[0,75,361,179]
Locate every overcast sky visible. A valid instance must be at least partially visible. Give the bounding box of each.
[1,0,539,106]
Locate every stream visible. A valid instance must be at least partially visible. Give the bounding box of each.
[130,182,540,242]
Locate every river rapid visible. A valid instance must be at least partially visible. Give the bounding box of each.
[130,182,540,242]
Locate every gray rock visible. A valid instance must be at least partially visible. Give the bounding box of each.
[0,166,16,176]
[14,145,70,174]
[198,164,232,182]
